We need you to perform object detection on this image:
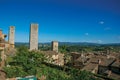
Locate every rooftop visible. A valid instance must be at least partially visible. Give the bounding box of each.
[100,58,115,66]
[41,51,58,57]
[111,60,120,68]
[82,63,98,72]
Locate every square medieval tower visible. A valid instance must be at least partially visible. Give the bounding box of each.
[52,41,58,52]
[8,26,15,48]
[29,23,38,50]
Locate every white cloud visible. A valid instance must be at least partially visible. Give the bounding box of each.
[85,33,89,36]
[81,40,103,43]
[99,21,104,24]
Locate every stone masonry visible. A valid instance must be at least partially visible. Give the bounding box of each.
[29,23,38,50]
[52,41,58,52]
[8,26,15,48]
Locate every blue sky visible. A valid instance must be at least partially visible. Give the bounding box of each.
[0,0,120,43]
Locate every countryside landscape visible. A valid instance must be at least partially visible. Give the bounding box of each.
[0,0,120,80]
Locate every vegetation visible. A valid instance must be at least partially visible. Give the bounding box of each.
[4,46,101,80]
[4,46,45,78]
[4,43,119,80]
[59,45,120,53]
[15,43,120,53]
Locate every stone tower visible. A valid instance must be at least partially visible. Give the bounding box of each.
[52,41,58,52]
[0,30,5,40]
[8,26,15,48]
[29,23,38,50]
[0,30,7,50]
[0,30,6,42]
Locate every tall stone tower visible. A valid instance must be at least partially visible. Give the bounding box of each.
[29,23,38,50]
[8,26,15,48]
[52,41,58,52]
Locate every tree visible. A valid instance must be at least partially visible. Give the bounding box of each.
[4,46,101,80]
[59,45,68,53]
[4,46,46,78]
[4,66,27,78]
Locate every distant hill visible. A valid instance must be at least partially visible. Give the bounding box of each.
[15,42,120,47]
[59,42,100,46]
[59,42,120,46]
[103,43,120,46]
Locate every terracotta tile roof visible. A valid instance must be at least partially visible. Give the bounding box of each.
[110,72,120,80]
[100,58,115,66]
[82,63,98,71]
[111,60,120,67]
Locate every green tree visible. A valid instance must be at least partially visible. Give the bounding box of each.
[4,46,46,78]
[59,45,68,53]
[4,46,102,80]
[4,66,27,78]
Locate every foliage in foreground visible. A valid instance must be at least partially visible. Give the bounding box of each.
[4,46,100,80]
